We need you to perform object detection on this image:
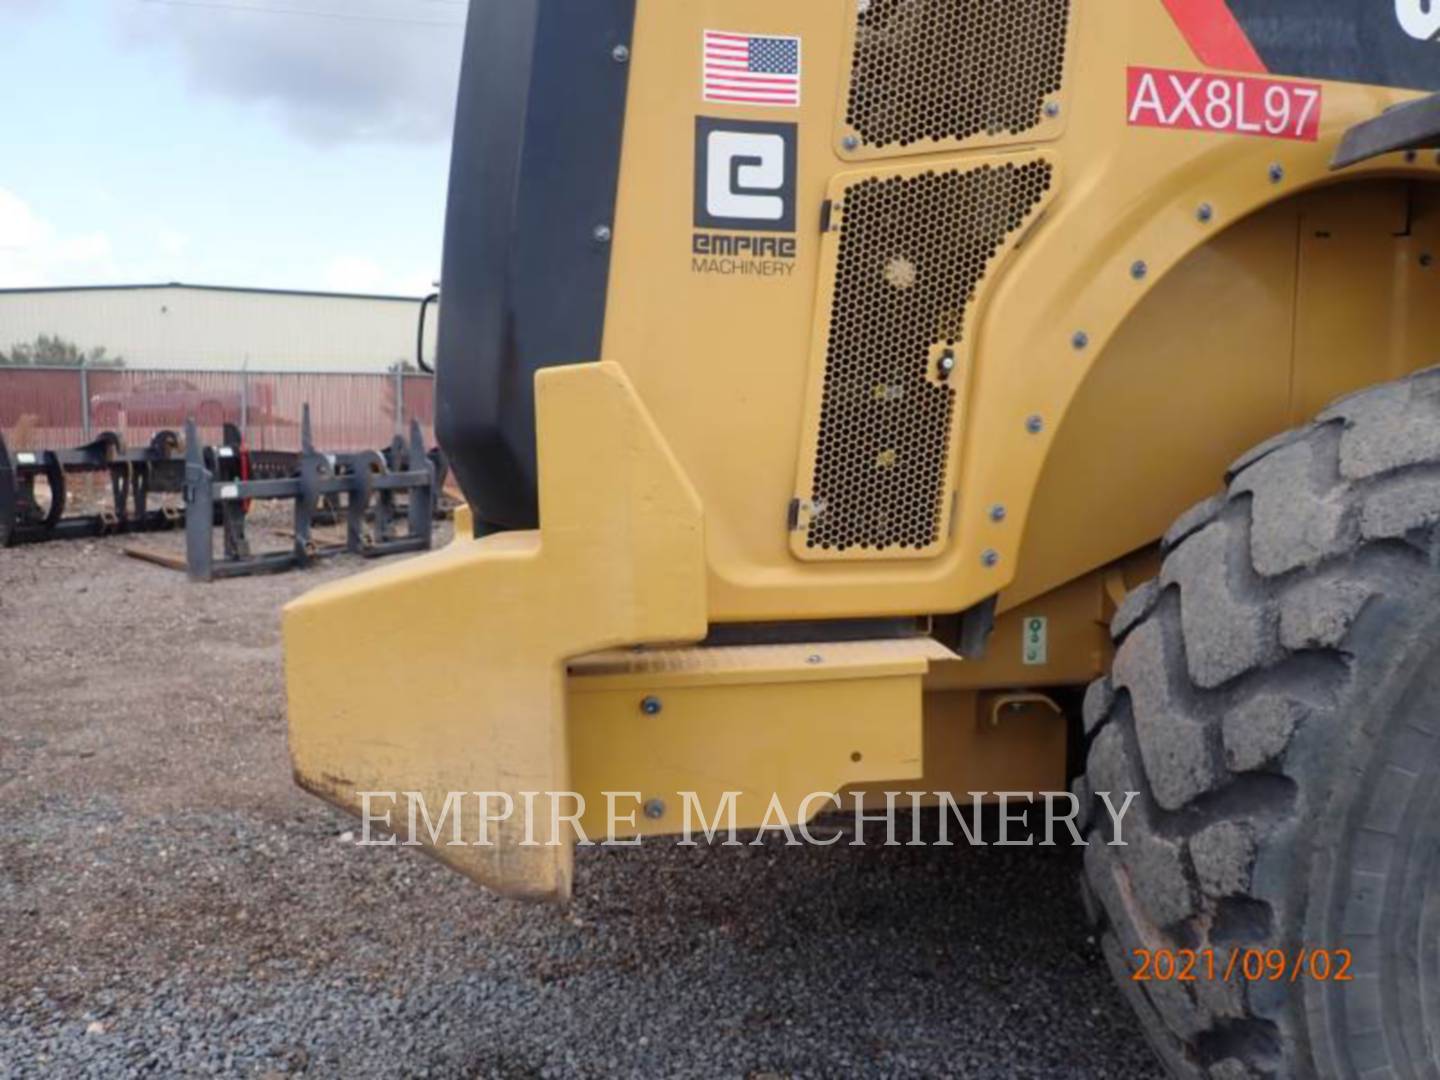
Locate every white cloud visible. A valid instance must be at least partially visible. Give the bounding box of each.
[323,255,434,297]
[115,0,465,145]
[0,189,116,287]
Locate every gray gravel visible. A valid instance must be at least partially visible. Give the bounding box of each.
[0,529,1162,1078]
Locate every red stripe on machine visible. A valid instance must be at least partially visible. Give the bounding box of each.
[1127,66,1321,142]
[1160,0,1267,73]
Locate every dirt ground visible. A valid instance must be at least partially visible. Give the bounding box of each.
[0,522,1161,1078]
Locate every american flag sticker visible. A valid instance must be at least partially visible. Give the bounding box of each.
[703,30,801,108]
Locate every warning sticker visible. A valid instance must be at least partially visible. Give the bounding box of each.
[1022,616,1048,667]
[1127,66,1321,143]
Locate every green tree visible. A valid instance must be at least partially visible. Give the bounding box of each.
[0,334,125,368]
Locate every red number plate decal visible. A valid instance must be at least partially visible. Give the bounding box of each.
[1127,66,1322,142]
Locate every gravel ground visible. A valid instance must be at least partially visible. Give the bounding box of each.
[0,525,1163,1079]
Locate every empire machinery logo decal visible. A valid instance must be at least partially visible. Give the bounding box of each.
[692,116,798,279]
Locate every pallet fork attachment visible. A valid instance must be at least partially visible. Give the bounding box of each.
[183,405,439,581]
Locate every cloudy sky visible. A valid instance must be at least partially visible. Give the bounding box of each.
[0,0,465,296]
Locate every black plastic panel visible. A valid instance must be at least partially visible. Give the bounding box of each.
[435,0,637,532]
[1229,0,1440,91]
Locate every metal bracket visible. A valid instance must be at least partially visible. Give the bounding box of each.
[1333,92,1440,170]
[987,692,1063,728]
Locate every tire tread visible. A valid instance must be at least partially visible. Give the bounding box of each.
[1082,366,1440,1077]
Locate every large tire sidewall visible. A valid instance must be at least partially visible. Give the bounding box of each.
[1298,593,1440,1077]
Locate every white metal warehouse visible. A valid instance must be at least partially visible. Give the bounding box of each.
[0,282,438,373]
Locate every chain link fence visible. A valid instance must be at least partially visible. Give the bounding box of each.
[0,366,436,452]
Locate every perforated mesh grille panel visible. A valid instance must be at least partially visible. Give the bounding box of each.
[846,0,1070,150]
[804,160,1053,554]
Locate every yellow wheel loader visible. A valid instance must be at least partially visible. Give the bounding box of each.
[284,1,1440,1074]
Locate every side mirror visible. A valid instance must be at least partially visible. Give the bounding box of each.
[417,291,440,374]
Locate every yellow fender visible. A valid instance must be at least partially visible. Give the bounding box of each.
[284,362,706,901]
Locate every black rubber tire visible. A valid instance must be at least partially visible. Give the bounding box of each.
[1080,366,1440,1079]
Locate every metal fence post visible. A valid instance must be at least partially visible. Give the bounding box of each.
[240,365,249,444]
[394,366,405,437]
[78,361,91,441]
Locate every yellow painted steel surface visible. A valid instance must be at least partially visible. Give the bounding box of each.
[567,639,949,838]
[450,501,473,542]
[286,362,706,901]
[603,0,1438,621]
[1006,180,1440,606]
[885,690,1069,806]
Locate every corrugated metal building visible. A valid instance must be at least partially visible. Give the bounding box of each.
[0,283,437,372]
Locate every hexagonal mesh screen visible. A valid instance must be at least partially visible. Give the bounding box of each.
[804,160,1054,554]
[846,0,1070,149]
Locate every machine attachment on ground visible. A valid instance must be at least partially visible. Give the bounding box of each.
[0,428,186,548]
[181,405,439,582]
